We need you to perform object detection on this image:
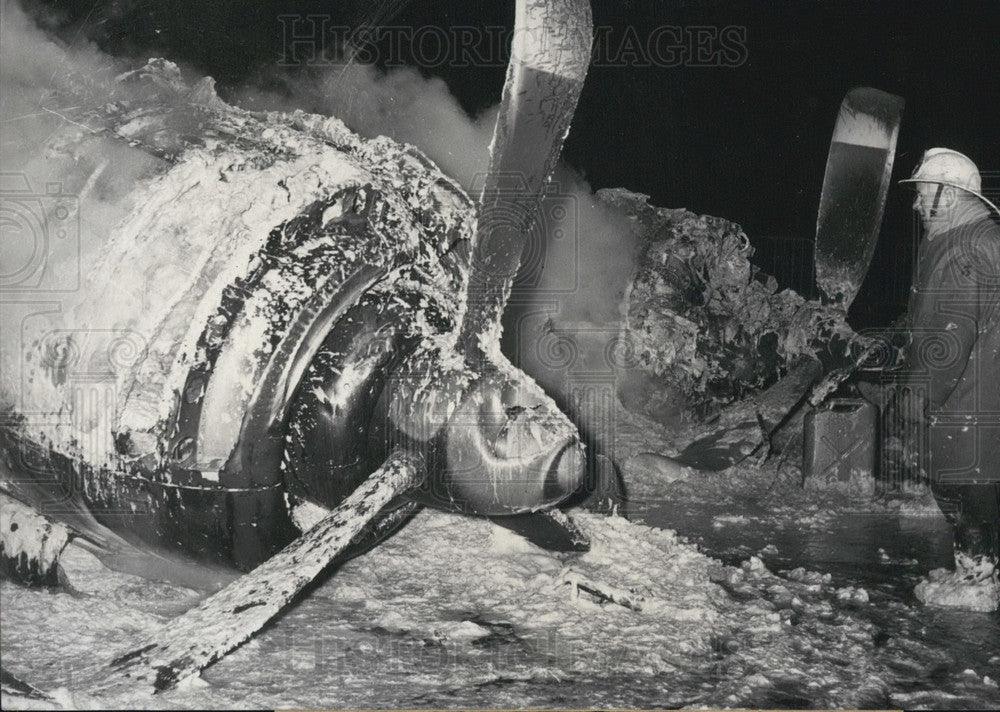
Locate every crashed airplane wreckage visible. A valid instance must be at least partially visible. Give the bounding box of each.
[610,86,902,470]
[0,0,903,697]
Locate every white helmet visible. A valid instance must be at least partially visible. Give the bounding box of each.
[899,147,1000,216]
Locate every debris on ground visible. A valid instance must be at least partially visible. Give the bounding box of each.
[600,188,856,430]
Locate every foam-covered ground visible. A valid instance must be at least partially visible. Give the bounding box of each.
[0,506,874,709]
[6,493,997,710]
[3,408,999,709]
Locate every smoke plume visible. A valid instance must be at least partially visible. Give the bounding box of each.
[2,1,638,425]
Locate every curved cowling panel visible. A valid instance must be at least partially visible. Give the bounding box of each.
[282,289,415,510]
[0,61,474,570]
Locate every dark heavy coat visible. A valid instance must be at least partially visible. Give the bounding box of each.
[902,214,1000,486]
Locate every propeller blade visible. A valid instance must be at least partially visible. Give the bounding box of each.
[458,0,593,356]
[805,89,906,402]
[1,666,52,702]
[94,449,424,695]
[668,87,904,470]
[815,87,904,308]
[489,508,590,552]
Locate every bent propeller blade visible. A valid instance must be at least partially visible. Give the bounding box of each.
[805,88,906,402]
[672,87,903,471]
[814,87,904,308]
[95,450,424,695]
[457,0,593,355]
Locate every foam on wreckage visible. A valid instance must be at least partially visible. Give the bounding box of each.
[0,494,71,586]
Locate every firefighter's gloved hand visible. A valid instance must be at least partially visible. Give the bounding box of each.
[856,327,908,372]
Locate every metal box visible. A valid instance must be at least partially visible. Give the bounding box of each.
[803,397,877,495]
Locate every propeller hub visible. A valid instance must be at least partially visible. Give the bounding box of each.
[386,348,586,515]
[435,371,586,515]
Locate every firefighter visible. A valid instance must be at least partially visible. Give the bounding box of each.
[897,148,1000,610]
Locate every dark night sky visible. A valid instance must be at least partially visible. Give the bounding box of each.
[28,0,1000,328]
